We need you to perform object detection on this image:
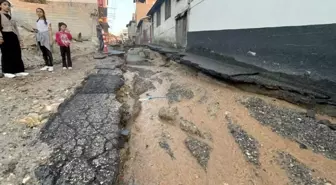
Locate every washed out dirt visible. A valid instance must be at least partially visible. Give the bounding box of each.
[119,48,336,185]
[0,54,96,184]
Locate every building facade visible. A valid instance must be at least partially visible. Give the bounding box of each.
[187,0,336,82]
[126,20,137,43]
[147,0,189,47]
[134,0,156,23]
[11,0,98,38]
[136,16,151,45]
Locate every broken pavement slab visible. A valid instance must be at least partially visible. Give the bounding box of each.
[35,57,124,185]
[146,45,336,117]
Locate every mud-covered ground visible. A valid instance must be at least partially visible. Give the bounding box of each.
[118,47,336,185]
[0,53,96,184]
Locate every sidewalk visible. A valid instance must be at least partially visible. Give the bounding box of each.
[35,57,124,184]
[147,44,336,117]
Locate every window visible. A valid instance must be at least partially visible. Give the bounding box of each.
[165,0,171,20]
[156,10,161,27]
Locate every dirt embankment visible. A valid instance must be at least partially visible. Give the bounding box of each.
[117,47,336,185]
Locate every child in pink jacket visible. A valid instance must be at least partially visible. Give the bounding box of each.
[55,22,73,69]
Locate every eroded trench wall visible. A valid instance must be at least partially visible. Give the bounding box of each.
[187,0,336,82]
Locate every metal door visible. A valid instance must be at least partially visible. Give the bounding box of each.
[176,12,187,48]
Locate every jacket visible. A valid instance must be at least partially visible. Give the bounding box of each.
[55,31,72,47]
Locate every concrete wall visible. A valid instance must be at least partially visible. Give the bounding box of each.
[127,21,137,39]
[152,0,188,45]
[189,0,336,31]
[11,0,97,38]
[187,0,336,83]
[136,20,151,45]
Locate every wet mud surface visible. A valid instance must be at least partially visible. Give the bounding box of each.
[119,48,336,185]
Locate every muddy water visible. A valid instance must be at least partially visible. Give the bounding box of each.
[122,64,336,185]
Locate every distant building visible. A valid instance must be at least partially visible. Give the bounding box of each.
[126,20,137,43]
[136,16,151,45]
[147,0,189,47]
[133,0,156,23]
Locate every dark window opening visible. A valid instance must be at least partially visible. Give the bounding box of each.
[157,10,161,27]
[165,0,171,20]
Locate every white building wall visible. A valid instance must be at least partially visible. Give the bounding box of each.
[189,0,336,32]
[152,0,189,45]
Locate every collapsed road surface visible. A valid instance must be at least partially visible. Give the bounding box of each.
[0,45,335,185]
[35,57,125,184]
[117,47,336,185]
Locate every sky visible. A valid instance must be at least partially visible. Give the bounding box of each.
[108,0,135,35]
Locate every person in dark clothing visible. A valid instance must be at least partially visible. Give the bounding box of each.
[0,0,28,78]
[56,22,73,69]
[96,18,104,52]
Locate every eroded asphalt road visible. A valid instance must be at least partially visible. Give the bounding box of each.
[35,57,124,185]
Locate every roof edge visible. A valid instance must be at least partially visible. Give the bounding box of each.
[147,0,165,16]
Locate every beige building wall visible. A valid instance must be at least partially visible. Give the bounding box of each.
[11,0,98,38]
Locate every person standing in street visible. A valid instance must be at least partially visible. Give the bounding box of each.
[56,22,73,70]
[35,8,54,72]
[0,0,28,78]
[96,18,104,53]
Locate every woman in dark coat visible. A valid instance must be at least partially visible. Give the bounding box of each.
[0,0,28,78]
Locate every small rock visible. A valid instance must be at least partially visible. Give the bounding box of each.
[22,175,31,184]
[247,51,256,56]
[306,109,315,119]
[318,119,336,131]
[179,118,204,138]
[121,129,130,137]
[93,54,107,59]
[298,142,308,149]
[158,107,179,122]
[138,52,146,58]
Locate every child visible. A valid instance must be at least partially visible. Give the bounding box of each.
[55,22,72,69]
[36,8,54,72]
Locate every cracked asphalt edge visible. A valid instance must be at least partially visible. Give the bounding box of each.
[34,57,125,185]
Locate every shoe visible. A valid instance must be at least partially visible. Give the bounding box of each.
[40,66,49,71]
[63,67,67,70]
[4,73,16,78]
[15,72,29,77]
[48,67,54,72]
[68,67,72,70]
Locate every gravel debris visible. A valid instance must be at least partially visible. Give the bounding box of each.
[277,152,331,185]
[127,67,156,78]
[226,116,260,166]
[167,83,194,103]
[242,97,336,160]
[159,140,175,160]
[185,136,211,169]
[158,107,179,123]
[132,75,155,96]
[179,118,205,138]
